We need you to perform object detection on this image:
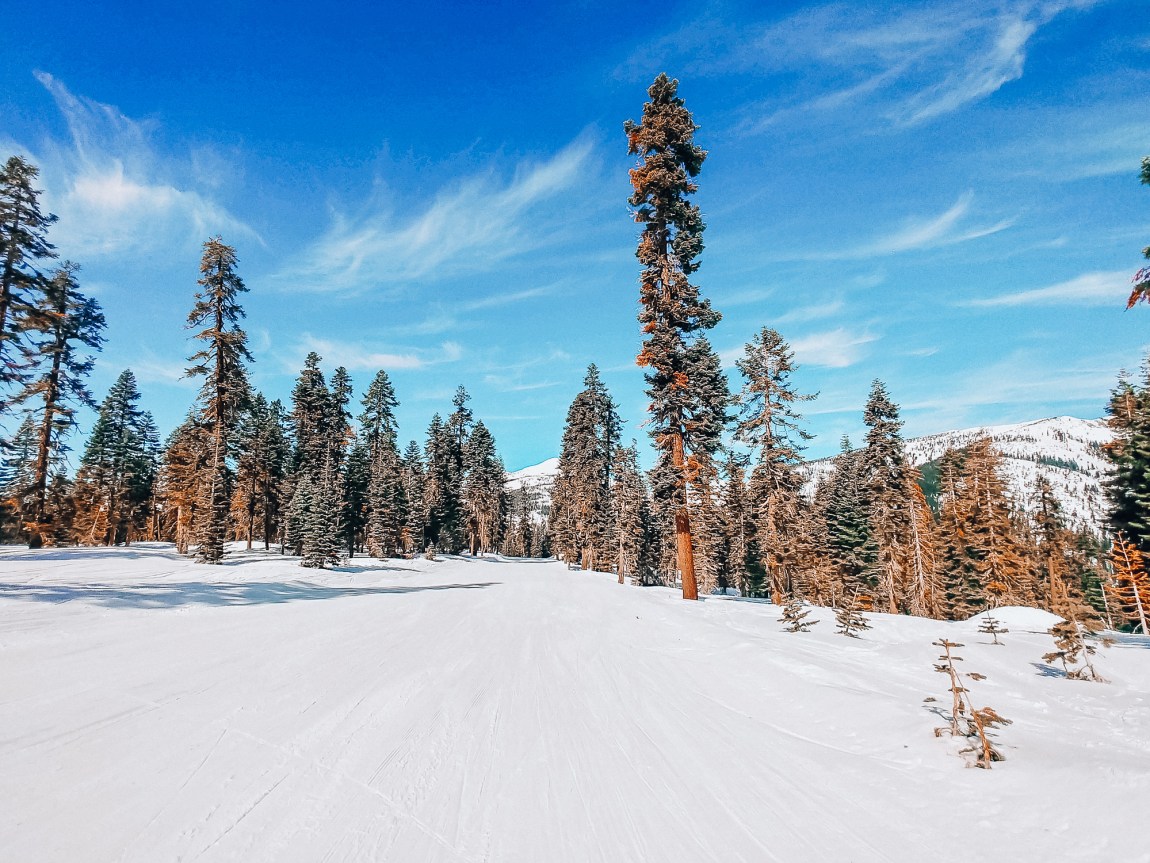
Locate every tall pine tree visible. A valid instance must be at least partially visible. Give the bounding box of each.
[626,73,721,601]
[0,156,58,402]
[734,327,814,603]
[184,237,252,563]
[12,263,104,547]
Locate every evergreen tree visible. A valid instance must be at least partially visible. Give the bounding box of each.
[425,387,472,553]
[72,370,159,545]
[720,454,756,596]
[823,437,874,594]
[400,440,426,555]
[287,467,343,568]
[779,597,818,632]
[155,417,209,554]
[360,370,403,559]
[550,365,620,570]
[690,457,728,596]
[1105,366,1150,555]
[1108,538,1150,633]
[184,237,252,563]
[291,352,332,478]
[0,156,57,400]
[862,380,914,614]
[463,421,505,555]
[610,443,652,584]
[0,414,37,541]
[626,73,721,601]
[423,413,449,551]
[734,327,813,603]
[1030,475,1075,611]
[230,394,289,550]
[12,263,104,547]
[835,589,872,638]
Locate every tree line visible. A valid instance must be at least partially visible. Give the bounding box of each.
[1,75,1149,633]
[0,159,515,563]
[547,73,1147,631]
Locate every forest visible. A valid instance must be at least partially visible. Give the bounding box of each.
[2,74,1148,639]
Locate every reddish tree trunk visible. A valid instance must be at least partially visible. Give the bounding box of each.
[671,432,698,600]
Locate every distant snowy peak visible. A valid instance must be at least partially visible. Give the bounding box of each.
[807,416,1113,534]
[508,417,1115,534]
[505,457,560,521]
[505,458,560,489]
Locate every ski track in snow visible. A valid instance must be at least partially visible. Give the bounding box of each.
[0,543,1147,862]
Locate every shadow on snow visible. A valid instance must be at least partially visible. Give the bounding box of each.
[0,580,498,609]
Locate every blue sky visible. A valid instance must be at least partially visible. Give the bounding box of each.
[2,0,1148,469]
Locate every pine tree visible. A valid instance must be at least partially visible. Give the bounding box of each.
[610,443,652,585]
[0,155,58,400]
[720,454,755,596]
[155,418,209,554]
[12,263,104,547]
[291,352,332,479]
[0,414,37,541]
[463,421,505,555]
[626,73,721,601]
[550,365,620,570]
[230,394,289,550]
[1105,366,1150,555]
[862,380,914,615]
[72,370,159,545]
[184,237,252,563]
[1043,619,1108,682]
[1108,537,1150,633]
[1030,475,1077,611]
[931,638,1011,768]
[823,437,874,595]
[735,327,813,603]
[963,438,1035,607]
[977,609,1008,645]
[690,456,728,596]
[400,440,426,555]
[835,589,871,637]
[360,370,403,558]
[779,597,818,632]
[428,387,472,553]
[905,478,940,617]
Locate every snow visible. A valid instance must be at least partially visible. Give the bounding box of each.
[970,605,1066,631]
[505,457,559,485]
[803,415,1114,533]
[2,543,1147,862]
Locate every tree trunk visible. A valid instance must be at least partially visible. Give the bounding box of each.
[28,309,66,549]
[671,432,698,600]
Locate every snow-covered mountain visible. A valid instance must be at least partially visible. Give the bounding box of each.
[507,416,1115,533]
[804,416,1113,533]
[505,457,559,520]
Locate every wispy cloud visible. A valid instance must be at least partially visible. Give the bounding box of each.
[404,285,560,334]
[779,192,1013,261]
[791,328,880,368]
[288,335,464,373]
[10,72,256,258]
[963,269,1132,307]
[625,2,1095,130]
[724,326,879,369]
[274,137,598,294]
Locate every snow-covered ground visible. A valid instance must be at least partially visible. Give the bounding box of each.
[2,544,1147,862]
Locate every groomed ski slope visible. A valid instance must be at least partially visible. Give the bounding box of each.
[1,545,1147,862]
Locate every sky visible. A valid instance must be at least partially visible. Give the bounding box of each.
[2,0,1149,470]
